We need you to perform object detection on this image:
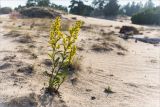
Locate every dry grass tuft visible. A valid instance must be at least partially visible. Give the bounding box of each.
[104,86,115,94]
[68,56,82,85]
[3,55,16,61]
[30,53,38,59]
[8,92,67,107]
[28,44,36,48]
[17,48,31,54]
[100,30,116,41]
[106,31,115,35]
[69,56,82,73]
[17,64,34,75]
[104,35,115,41]
[117,52,125,56]
[15,33,33,43]
[81,25,92,31]
[113,43,127,51]
[92,42,113,52]
[8,93,38,106]
[4,30,21,37]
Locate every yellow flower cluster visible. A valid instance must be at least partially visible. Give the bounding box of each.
[48,17,82,91]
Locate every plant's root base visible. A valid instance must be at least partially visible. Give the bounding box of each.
[45,87,60,97]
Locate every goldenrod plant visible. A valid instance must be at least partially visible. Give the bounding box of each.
[47,17,82,93]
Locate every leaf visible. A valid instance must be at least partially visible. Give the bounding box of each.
[55,57,60,63]
[54,57,60,66]
[48,53,53,59]
[43,71,52,77]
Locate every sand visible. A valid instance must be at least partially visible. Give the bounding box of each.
[0,14,160,107]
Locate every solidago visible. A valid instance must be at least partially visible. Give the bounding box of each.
[48,17,82,93]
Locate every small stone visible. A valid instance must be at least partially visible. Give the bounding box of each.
[91,96,96,100]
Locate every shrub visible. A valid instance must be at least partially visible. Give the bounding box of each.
[47,17,82,93]
[0,7,12,14]
[19,7,61,18]
[119,26,139,34]
[131,7,160,25]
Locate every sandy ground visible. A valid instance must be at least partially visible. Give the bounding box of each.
[0,14,160,107]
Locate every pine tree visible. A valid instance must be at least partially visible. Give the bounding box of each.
[37,0,50,7]
[144,0,154,9]
[103,0,120,16]
[92,0,107,10]
[69,0,93,16]
[26,0,37,7]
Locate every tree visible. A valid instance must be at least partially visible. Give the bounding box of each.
[50,3,68,12]
[121,2,143,16]
[37,0,50,7]
[92,0,107,10]
[91,0,107,16]
[103,0,120,16]
[144,0,154,9]
[69,0,84,15]
[82,5,94,16]
[26,0,50,7]
[26,0,37,7]
[69,0,94,16]
[124,3,131,15]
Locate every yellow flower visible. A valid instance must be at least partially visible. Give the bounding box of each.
[48,17,82,91]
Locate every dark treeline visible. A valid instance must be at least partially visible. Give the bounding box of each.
[120,0,155,16]
[69,0,94,16]
[16,0,68,12]
[69,0,120,17]
[12,0,160,25]
[16,0,157,17]
[68,0,156,17]
[67,0,160,25]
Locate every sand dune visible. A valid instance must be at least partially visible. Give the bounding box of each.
[0,14,160,107]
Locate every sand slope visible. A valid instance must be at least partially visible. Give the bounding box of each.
[0,14,160,107]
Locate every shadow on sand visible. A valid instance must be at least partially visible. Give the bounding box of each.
[0,92,67,107]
